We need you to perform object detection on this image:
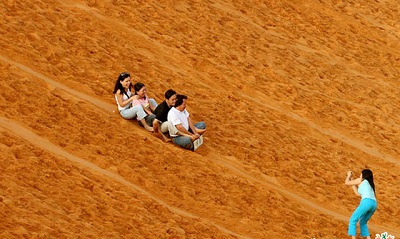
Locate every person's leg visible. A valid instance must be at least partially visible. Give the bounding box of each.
[133,105,153,132]
[360,212,374,237]
[194,121,206,134]
[156,121,171,142]
[153,119,160,133]
[149,98,158,108]
[160,121,169,133]
[145,114,156,127]
[119,108,137,119]
[359,199,377,238]
[134,105,147,121]
[139,119,154,131]
[172,136,193,149]
[165,121,178,135]
[167,122,180,138]
[348,201,369,237]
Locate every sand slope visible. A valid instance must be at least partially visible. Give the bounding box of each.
[1,0,399,238]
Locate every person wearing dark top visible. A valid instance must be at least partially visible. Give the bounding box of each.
[153,89,177,142]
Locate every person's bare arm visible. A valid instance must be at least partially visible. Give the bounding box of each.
[175,124,197,140]
[351,185,360,196]
[187,116,200,138]
[345,171,361,196]
[142,104,153,115]
[116,90,134,108]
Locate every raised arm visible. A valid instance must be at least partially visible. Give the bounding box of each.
[345,171,361,196]
[351,185,360,196]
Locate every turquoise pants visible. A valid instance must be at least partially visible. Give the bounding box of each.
[348,198,377,236]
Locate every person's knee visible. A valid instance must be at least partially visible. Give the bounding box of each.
[146,114,156,126]
[161,122,170,133]
[167,122,178,135]
[359,217,369,225]
[349,216,359,225]
[149,98,158,108]
[173,137,193,150]
[136,107,147,120]
[196,122,206,129]
[181,138,193,149]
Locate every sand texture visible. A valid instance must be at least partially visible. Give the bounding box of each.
[1,0,400,238]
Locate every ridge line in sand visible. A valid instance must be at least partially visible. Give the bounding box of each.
[2,54,397,167]
[211,154,399,235]
[0,116,252,239]
[1,116,397,236]
[240,90,400,167]
[2,55,399,235]
[0,55,115,113]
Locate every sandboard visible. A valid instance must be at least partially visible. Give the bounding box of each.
[193,135,204,151]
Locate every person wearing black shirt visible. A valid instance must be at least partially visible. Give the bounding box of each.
[153,89,177,141]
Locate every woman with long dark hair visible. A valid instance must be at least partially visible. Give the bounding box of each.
[113,72,153,132]
[345,169,377,239]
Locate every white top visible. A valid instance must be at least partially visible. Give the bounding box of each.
[115,89,132,111]
[358,180,376,201]
[167,107,189,137]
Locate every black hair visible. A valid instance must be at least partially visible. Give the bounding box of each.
[133,82,145,95]
[112,72,131,95]
[164,89,176,99]
[174,94,187,107]
[362,169,375,194]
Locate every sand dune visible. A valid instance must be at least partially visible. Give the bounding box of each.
[1,0,399,238]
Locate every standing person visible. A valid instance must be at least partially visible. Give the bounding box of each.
[112,72,153,132]
[153,89,178,142]
[345,169,377,239]
[167,94,206,150]
[132,82,158,130]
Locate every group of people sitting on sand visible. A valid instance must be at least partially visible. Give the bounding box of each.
[113,72,206,150]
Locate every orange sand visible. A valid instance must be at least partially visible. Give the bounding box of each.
[1,0,399,238]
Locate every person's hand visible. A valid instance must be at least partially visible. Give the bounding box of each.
[347,171,353,178]
[190,134,199,141]
[189,135,196,141]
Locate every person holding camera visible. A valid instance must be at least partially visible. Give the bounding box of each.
[345,169,377,239]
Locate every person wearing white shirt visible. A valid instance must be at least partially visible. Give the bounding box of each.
[167,94,206,150]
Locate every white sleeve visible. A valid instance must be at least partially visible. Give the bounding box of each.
[168,109,181,126]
